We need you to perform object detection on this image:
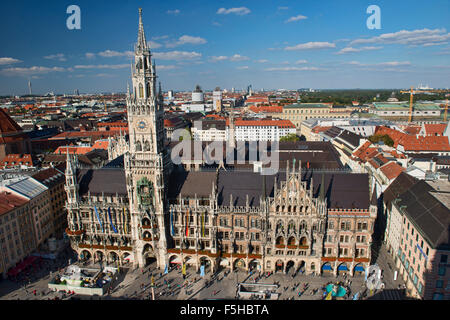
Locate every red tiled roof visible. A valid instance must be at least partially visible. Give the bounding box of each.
[80,112,109,118]
[312,126,333,134]
[375,126,450,152]
[92,139,109,150]
[234,119,295,128]
[0,154,34,168]
[249,106,283,113]
[54,146,94,155]
[97,121,128,128]
[380,162,405,180]
[49,130,128,140]
[205,114,226,120]
[423,123,447,136]
[0,191,28,216]
[403,125,421,135]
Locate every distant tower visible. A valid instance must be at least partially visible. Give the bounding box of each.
[28,80,32,95]
[228,108,236,148]
[213,87,222,113]
[192,85,204,103]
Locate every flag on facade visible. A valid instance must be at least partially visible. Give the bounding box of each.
[164,264,168,274]
[151,275,155,287]
[123,207,127,234]
[200,265,205,277]
[170,209,175,236]
[201,211,205,237]
[182,263,186,275]
[94,206,104,232]
[185,210,189,237]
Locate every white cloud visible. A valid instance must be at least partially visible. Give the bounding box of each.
[44,53,67,62]
[153,51,202,60]
[343,61,411,67]
[295,59,308,64]
[285,14,307,23]
[277,6,289,10]
[210,56,228,62]
[157,65,177,70]
[265,66,321,71]
[74,64,129,69]
[336,46,383,54]
[350,28,450,47]
[152,35,169,40]
[255,59,269,63]
[95,73,116,78]
[1,66,65,76]
[0,57,22,65]
[98,50,134,58]
[285,41,336,51]
[236,66,249,70]
[229,54,249,61]
[85,53,95,59]
[217,7,251,15]
[377,61,411,67]
[149,41,162,49]
[166,35,207,48]
[210,54,249,62]
[167,9,180,15]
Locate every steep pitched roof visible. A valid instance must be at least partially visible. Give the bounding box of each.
[383,172,418,210]
[380,161,405,180]
[396,180,450,249]
[0,108,23,134]
[78,168,127,196]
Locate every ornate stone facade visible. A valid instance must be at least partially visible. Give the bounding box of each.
[65,9,376,277]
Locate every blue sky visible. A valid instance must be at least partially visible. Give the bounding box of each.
[0,0,449,95]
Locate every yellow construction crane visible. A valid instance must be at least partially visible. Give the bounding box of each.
[400,87,450,122]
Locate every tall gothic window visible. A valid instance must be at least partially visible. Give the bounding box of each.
[146,82,151,98]
[136,141,142,152]
[139,84,144,98]
[144,141,150,151]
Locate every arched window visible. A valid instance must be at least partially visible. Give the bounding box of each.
[144,141,150,151]
[299,220,307,234]
[146,82,151,98]
[139,83,144,98]
[136,141,142,152]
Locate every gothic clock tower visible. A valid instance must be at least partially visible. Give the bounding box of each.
[125,8,171,269]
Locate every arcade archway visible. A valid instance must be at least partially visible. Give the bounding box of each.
[275,260,284,272]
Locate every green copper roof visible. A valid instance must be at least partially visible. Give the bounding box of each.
[283,103,330,109]
[373,103,440,111]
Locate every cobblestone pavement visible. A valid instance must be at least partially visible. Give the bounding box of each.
[1,243,407,300]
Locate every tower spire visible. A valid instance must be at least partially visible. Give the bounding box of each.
[137,8,148,51]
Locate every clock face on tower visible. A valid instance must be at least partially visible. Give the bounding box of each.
[137,119,147,130]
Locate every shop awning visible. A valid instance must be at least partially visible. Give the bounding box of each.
[338,265,349,271]
[322,264,332,271]
[169,256,182,264]
[354,265,365,272]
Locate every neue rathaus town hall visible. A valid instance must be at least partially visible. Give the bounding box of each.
[64,9,377,277]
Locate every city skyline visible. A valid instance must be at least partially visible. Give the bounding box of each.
[0,0,449,95]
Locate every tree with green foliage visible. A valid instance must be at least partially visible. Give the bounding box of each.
[368,134,394,147]
[280,133,300,142]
